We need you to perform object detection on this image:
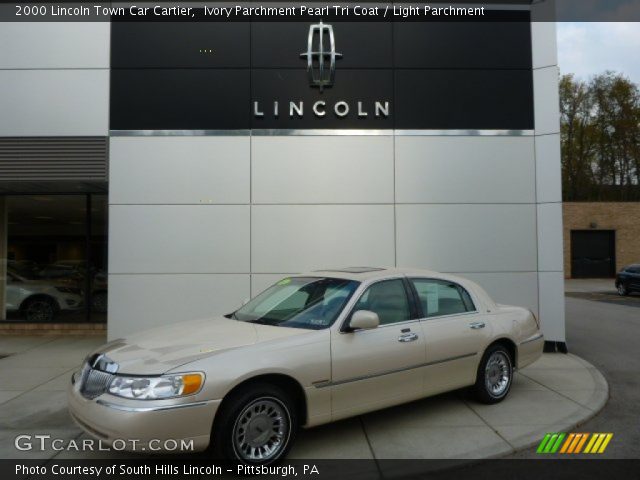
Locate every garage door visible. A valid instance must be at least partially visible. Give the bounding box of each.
[571,230,616,278]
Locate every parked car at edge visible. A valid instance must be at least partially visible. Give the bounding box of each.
[6,269,84,322]
[68,267,544,464]
[616,264,640,296]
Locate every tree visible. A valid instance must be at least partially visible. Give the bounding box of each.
[560,72,640,201]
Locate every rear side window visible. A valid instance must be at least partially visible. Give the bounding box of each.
[410,279,475,318]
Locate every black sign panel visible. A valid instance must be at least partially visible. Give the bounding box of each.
[395,70,534,130]
[110,70,250,130]
[111,22,251,68]
[394,21,532,69]
[110,15,534,131]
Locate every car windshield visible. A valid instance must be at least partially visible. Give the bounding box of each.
[232,277,360,330]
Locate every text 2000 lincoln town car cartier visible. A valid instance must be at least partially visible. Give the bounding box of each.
[68,267,543,464]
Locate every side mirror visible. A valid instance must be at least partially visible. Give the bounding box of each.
[349,310,379,331]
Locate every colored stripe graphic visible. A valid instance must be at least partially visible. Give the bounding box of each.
[538,433,613,454]
[575,433,589,453]
[584,433,614,454]
[559,433,575,453]
[567,433,584,453]
[536,434,553,453]
[537,433,566,454]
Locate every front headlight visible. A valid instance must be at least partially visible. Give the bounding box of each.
[108,372,204,400]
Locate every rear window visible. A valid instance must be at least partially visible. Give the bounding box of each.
[410,278,476,318]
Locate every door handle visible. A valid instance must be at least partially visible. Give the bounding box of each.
[469,322,486,330]
[398,333,419,343]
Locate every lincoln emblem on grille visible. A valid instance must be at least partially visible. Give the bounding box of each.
[300,21,342,92]
[88,352,119,373]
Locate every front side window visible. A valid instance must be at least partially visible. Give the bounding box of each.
[233,277,359,330]
[411,279,475,318]
[352,279,411,325]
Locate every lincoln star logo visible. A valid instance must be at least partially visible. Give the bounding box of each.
[300,21,342,92]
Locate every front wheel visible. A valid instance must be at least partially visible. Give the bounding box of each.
[472,344,513,404]
[22,297,57,322]
[211,383,297,465]
[617,283,629,296]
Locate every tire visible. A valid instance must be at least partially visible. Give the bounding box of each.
[211,383,297,465]
[472,344,513,404]
[22,296,57,322]
[617,283,629,296]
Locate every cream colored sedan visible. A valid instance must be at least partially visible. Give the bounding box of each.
[68,267,543,464]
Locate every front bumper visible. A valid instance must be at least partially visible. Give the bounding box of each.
[67,379,220,453]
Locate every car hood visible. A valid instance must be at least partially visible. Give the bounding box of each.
[95,316,308,375]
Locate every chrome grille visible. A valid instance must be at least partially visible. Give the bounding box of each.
[79,364,114,400]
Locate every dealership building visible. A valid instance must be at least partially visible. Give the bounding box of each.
[0,2,567,350]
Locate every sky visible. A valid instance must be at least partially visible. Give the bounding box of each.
[557,22,640,83]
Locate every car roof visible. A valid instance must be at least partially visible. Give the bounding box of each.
[292,267,450,282]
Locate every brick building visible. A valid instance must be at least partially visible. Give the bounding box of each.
[563,203,640,278]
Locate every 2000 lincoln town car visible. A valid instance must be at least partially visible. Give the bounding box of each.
[68,267,544,464]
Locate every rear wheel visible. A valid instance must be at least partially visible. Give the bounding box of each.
[211,383,297,465]
[472,344,513,404]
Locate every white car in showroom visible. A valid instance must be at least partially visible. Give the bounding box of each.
[68,267,543,464]
[6,268,84,322]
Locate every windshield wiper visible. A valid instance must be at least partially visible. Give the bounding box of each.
[247,318,280,326]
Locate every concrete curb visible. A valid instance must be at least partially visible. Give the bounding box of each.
[499,353,610,456]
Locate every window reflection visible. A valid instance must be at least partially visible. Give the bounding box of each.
[1,195,107,323]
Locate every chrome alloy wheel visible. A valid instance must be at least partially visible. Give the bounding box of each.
[232,397,290,462]
[484,351,511,397]
[617,283,628,296]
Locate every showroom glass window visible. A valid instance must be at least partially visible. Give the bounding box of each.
[0,195,107,323]
[410,279,475,318]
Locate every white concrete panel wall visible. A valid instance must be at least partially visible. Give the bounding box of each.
[0,22,109,137]
[532,18,565,342]
[396,204,537,272]
[535,134,563,204]
[110,137,250,205]
[109,205,250,274]
[252,136,394,204]
[0,70,109,136]
[109,275,249,335]
[108,137,251,337]
[252,205,396,273]
[395,137,535,204]
[0,23,110,68]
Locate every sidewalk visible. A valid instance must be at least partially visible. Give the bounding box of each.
[0,335,608,460]
[565,278,616,294]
